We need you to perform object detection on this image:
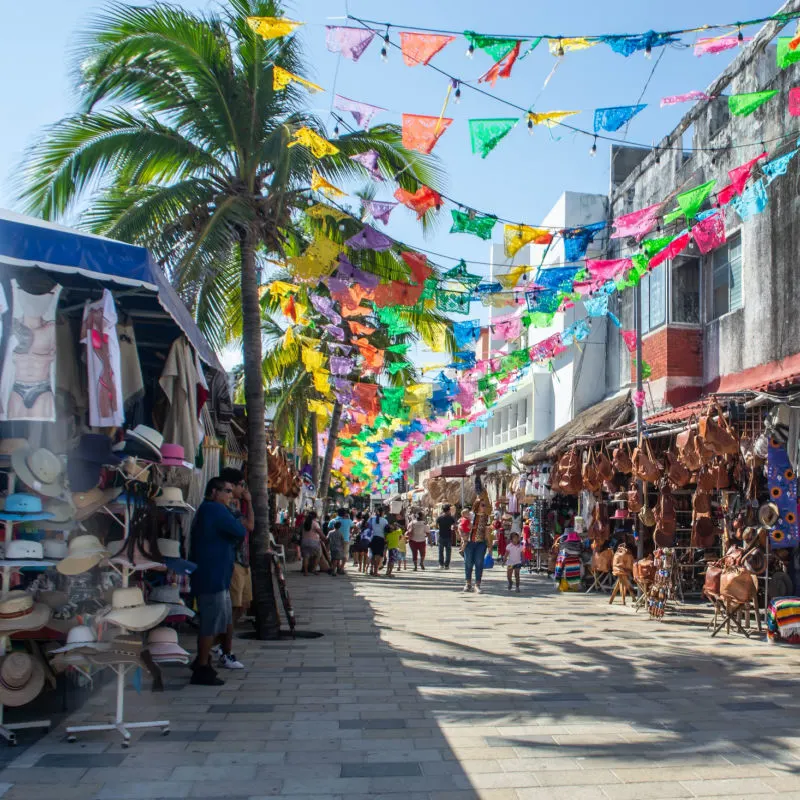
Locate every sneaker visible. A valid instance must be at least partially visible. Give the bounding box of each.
[516,587,521,593]
[190,665,224,686]
[508,584,512,591]
[463,583,472,592]
[474,584,482,594]
[420,563,425,570]
[211,644,222,657]
[219,653,245,670]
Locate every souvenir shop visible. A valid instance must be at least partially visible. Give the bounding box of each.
[0,210,244,745]
[522,386,800,637]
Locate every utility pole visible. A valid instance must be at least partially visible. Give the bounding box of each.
[634,280,644,560]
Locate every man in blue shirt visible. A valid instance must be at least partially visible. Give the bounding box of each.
[189,477,246,686]
[328,508,353,573]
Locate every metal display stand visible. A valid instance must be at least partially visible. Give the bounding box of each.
[66,500,169,747]
[0,469,51,745]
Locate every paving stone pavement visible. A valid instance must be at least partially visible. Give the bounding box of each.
[3,554,800,799]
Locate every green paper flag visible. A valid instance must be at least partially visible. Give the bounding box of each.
[676,179,716,221]
[386,361,407,375]
[634,359,652,380]
[729,90,778,117]
[443,260,483,290]
[435,290,471,315]
[523,311,556,328]
[777,37,800,69]
[386,343,411,354]
[464,31,520,62]
[450,209,498,240]
[469,118,517,158]
[641,236,672,258]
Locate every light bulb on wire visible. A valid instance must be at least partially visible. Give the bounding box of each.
[380,30,389,62]
[466,43,474,58]
[589,136,597,157]
[644,44,652,59]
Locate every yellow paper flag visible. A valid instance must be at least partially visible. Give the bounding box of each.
[268,280,298,298]
[311,169,346,198]
[273,66,323,93]
[548,37,596,55]
[306,203,349,222]
[527,110,580,128]
[503,224,553,258]
[288,126,339,158]
[495,265,530,289]
[288,234,341,281]
[313,369,331,395]
[302,347,327,372]
[247,16,303,40]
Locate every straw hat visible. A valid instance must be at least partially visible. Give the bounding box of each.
[0,591,52,633]
[109,543,166,572]
[56,535,110,576]
[115,426,163,461]
[148,584,194,618]
[758,502,781,528]
[36,498,77,531]
[50,625,108,654]
[42,539,68,560]
[87,635,145,667]
[12,447,66,498]
[72,488,122,522]
[97,588,168,632]
[154,487,194,513]
[146,627,189,659]
[0,653,45,707]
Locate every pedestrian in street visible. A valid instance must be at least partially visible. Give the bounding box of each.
[384,517,403,578]
[355,514,371,573]
[301,511,322,576]
[328,508,352,574]
[506,532,524,592]
[327,521,346,576]
[397,529,408,570]
[406,512,428,571]
[461,491,493,594]
[436,504,456,569]
[493,511,507,564]
[367,507,389,576]
[458,508,472,555]
[188,477,246,685]
[218,468,253,628]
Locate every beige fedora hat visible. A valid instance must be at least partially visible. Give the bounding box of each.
[12,446,66,498]
[154,487,194,513]
[97,588,168,632]
[0,653,45,707]
[0,591,52,633]
[72,488,122,522]
[56,535,110,576]
[51,625,109,654]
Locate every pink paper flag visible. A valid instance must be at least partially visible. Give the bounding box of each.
[585,258,632,281]
[334,95,385,129]
[349,149,383,180]
[494,317,522,340]
[694,35,749,56]
[790,87,800,117]
[649,232,690,268]
[610,203,662,241]
[660,91,710,107]
[691,212,726,254]
[326,27,376,62]
[621,330,638,353]
[717,152,768,205]
[362,199,397,225]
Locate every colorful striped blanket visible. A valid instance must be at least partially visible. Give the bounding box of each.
[767,597,800,639]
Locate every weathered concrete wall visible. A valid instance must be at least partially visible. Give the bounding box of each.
[606,24,800,405]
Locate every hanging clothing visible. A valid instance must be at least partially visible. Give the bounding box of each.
[116,314,145,419]
[81,288,124,428]
[159,337,203,462]
[0,280,62,422]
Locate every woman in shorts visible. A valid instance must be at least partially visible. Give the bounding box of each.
[301,511,322,575]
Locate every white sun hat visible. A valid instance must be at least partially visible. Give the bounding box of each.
[96,588,168,632]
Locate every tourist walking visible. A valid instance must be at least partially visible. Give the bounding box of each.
[329,508,352,573]
[384,517,403,578]
[367,507,389,576]
[218,468,253,628]
[407,512,428,570]
[301,511,322,576]
[327,521,346,576]
[436,504,456,569]
[506,532,524,592]
[461,491,493,594]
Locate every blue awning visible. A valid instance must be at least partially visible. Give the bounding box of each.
[0,209,223,371]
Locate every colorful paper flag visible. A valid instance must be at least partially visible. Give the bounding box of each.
[478,42,521,86]
[729,91,778,117]
[676,179,716,221]
[349,149,383,180]
[469,118,517,158]
[325,27,376,61]
[611,202,662,241]
[694,35,748,56]
[273,66,322,93]
[287,127,339,158]
[333,95,385,129]
[246,16,302,39]
[464,31,519,61]
[777,37,800,69]
[660,91,710,107]
[548,37,596,55]
[311,169,346,197]
[402,113,453,154]
[527,110,580,127]
[691,211,726,254]
[399,32,455,66]
[394,185,442,219]
[503,224,553,258]
[362,199,397,225]
[450,209,497,240]
[594,104,646,133]
[601,31,678,57]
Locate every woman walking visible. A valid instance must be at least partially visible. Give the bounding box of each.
[406,512,429,571]
[301,511,322,576]
[460,491,493,593]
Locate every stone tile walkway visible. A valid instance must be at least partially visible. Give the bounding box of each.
[3,555,800,798]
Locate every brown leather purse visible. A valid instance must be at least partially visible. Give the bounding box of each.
[694,434,715,467]
[699,400,739,457]
[588,502,610,542]
[633,557,656,583]
[703,561,723,599]
[627,485,644,513]
[596,448,614,482]
[691,514,717,548]
[693,490,711,514]
[664,449,691,488]
[677,416,703,471]
[612,544,634,576]
[582,450,602,493]
[720,568,755,604]
[557,449,583,495]
[613,443,633,474]
[653,486,677,546]
[632,439,661,484]
[591,548,613,573]
[696,466,716,492]
[710,458,730,490]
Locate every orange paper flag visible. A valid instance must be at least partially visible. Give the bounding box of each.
[348,320,376,336]
[401,251,432,284]
[402,114,453,154]
[479,41,521,87]
[399,32,456,66]
[394,185,442,219]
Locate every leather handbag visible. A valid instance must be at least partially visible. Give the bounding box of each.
[633,557,656,583]
[720,568,755,604]
[557,449,583,495]
[676,416,703,471]
[596,448,614,482]
[612,545,634,577]
[582,450,602,493]
[588,502,610,543]
[699,401,740,457]
[664,449,691,488]
[692,514,717,548]
[627,485,644,513]
[613,444,633,474]
[703,561,723,599]
[591,548,613,573]
[696,466,716,492]
[694,435,715,467]
[632,439,661,484]
[693,490,711,514]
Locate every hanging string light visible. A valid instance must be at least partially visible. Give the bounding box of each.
[380,26,390,61]
[589,135,598,157]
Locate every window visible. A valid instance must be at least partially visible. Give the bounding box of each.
[671,256,701,324]
[640,263,666,334]
[711,233,742,320]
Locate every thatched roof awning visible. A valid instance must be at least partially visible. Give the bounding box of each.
[520,392,633,466]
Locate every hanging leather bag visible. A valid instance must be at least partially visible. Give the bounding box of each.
[596,447,614,483]
[693,490,711,514]
[692,514,717,548]
[699,400,740,457]
[632,439,661,484]
[582,449,602,493]
[591,548,613,573]
[612,544,634,577]
[694,434,715,467]
[627,484,644,513]
[613,443,633,474]
[557,449,583,495]
[703,561,724,599]
[633,557,656,583]
[588,502,610,543]
[710,457,730,490]
[664,449,691,489]
[720,568,755,604]
[676,416,703,471]
[696,465,716,493]
[654,485,677,546]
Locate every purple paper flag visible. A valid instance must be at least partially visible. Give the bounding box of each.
[326,277,349,296]
[323,324,345,341]
[330,343,353,353]
[326,27,376,62]
[362,199,397,225]
[345,225,393,252]
[333,377,353,403]
[334,96,385,129]
[310,294,342,325]
[330,356,355,375]
[349,149,384,181]
[336,255,380,290]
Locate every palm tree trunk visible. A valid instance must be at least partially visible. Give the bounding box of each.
[317,401,343,504]
[310,412,319,490]
[240,227,281,640]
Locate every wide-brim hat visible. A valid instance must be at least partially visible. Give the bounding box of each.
[87,637,145,667]
[146,627,190,658]
[11,446,66,498]
[119,426,163,461]
[109,547,167,572]
[51,625,108,654]
[759,502,781,528]
[148,585,195,618]
[0,592,52,633]
[56,535,110,576]
[0,653,45,707]
[156,538,196,574]
[612,509,630,520]
[0,494,55,522]
[67,435,122,493]
[97,588,168,632]
[72,488,122,523]
[160,444,187,467]
[154,487,194,513]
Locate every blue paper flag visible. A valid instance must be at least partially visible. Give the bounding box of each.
[453,319,481,350]
[562,222,606,262]
[601,31,679,57]
[730,179,768,221]
[534,266,583,293]
[762,149,798,185]
[594,104,646,133]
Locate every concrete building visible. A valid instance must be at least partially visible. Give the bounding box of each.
[604,20,800,414]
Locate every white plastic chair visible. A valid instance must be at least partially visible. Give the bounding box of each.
[268,531,286,567]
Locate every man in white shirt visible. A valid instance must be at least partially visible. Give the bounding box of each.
[368,508,389,576]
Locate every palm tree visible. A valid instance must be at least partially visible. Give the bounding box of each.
[18,0,444,639]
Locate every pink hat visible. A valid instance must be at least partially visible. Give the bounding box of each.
[160,444,186,467]
[612,509,630,520]
[566,532,581,542]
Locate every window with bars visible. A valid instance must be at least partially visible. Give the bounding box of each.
[711,233,742,320]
